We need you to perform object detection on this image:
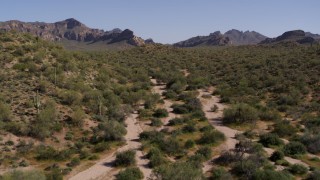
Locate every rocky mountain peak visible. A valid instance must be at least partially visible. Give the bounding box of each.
[64,18,84,29]
[260,30,316,45]
[0,18,146,47]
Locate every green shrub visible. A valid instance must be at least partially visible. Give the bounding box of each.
[160,138,182,155]
[58,90,82,105]
[252,169,293,180]
[210,167,233,180]
[114,150,136,167]
[288,164,308,175]
[70,107,86,127]
[259,109,281,121]
[67,157,80,167]
[153,108,169,118]
[182,124,197,133]
[223,103,258,124]
[273,120,297,137]
[184,139,195,149]
[147,147,167,168]
[150,118,163,127]
[300,134,320,154]
[116,167,144,180]
[93,142,110,152]
[91,121,127,143]
[259,133,283,147]
[0,102,11,121]
[198,131,225,145]
[139,131,164,143]
[269,150,284,162]
[195,146,212,160]
[154,162,203,180]
[283,142,307,156]
[172,104,189,114]
[168,117,186,126]
[1,170,46,180]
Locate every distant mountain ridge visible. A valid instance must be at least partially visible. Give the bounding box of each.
[260,30,318,45]
[0,18,147,47]
[173,29,267,47]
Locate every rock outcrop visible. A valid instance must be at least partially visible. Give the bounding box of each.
[260,30,317,45]
[173,29,267,47]
[0,18,145,46]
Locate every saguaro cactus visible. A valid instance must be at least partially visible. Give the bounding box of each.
[98,96,102,116]
[34,90,41,114]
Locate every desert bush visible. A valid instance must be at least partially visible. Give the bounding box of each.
[184,139,195,149]
[172,104,189,114]
[269,150,284,162]
[223,103,258,124]
[288,164,308,175]
[58,90,82,105]
[182,123,197,133]
[252,169,293,180]
[147,147,167,168]
[198,130,225,145]
[259,109,281,121]
[196,146,212,160]
[153,108,168,118]
[150,118,163,127]
[232,154,266,179]
[273,120,297,137]
[93,142,110,152]
[168,117,186,126]
[210,167,233,180]
[300,133,320,154]
[0,102,11,122]
[116,167,144,180]
[283,142,307,156]
[259,133,283,147]
[153,162,203,180]
[91,121,126,143]
[114,150,136,167]
[159,138,182,155]
[1,170,46,180]
[67,157,80,167]
[139,131,164,144]
[70,107,86,127]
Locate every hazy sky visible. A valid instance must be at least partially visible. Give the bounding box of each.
[1,0,319,43]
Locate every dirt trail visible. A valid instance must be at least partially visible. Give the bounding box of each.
[197,88,240,173]
[150,78,180,130]
[69,113,152,180]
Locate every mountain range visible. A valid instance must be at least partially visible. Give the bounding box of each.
[0,18,319,49]
[0,18,149,49]
[173,29,268,47]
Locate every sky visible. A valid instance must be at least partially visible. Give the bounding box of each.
[1,0,319,44]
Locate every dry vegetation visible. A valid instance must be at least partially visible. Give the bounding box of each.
[0,31,320,179]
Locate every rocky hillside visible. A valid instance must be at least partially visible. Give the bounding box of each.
[260,30,318,45]
[173,31,231,47]
[306,32,320,40]
[0,18,146,48]
[173,29,267,47]
[224,29,267,45]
